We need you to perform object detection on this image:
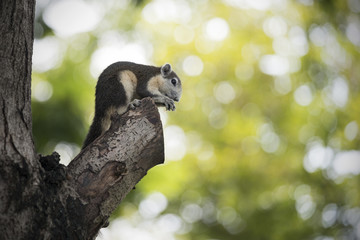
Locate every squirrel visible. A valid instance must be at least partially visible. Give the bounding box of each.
[82,61,182,149]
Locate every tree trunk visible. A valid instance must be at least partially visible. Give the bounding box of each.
[0,0,42,238]
[0,0,165,239]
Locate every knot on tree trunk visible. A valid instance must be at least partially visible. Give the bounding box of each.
[39,151,67,187]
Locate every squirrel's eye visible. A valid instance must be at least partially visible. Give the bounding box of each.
[171,78,177,86]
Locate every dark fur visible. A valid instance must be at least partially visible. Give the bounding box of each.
[82,61,180,149]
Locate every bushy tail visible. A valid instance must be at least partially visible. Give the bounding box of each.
[82,115,103,149]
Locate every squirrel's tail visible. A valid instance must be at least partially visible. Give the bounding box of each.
[82,115,103,149]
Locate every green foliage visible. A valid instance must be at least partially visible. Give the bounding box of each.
[32,0,360,239]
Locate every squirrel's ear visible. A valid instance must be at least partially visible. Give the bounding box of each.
[161,63,172,77]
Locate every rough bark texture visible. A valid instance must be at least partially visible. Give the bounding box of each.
[0,0,165,239]
[63,99,164,239]
[35,98,164,239]
[0,0,43,238]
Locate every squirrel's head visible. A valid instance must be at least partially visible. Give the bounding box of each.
[158,63,182,102]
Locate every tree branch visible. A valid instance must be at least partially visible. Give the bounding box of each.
[58,97,164,239]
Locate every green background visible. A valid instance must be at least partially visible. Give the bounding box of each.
[32,0,360,239]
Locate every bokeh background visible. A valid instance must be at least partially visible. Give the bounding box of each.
[32,0,360,239]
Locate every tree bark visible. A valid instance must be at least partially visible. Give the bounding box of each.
[0,0,165,239]
[0,0,43,238]
[63,98,164,239]
[37,98,164,239]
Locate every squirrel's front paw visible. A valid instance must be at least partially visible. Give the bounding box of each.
[129,99,141,110]
[164,98,176,111]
